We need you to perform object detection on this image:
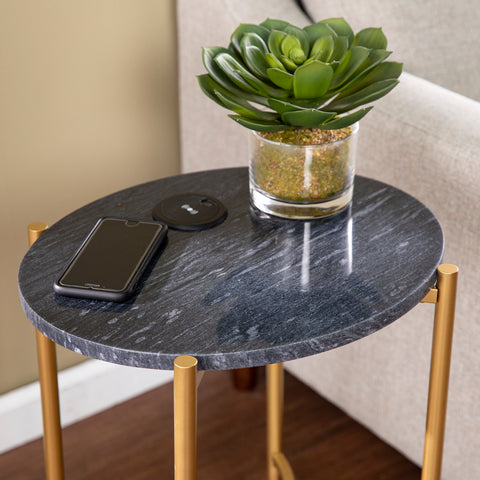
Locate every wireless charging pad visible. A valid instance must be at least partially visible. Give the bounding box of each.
[152,194,227,231]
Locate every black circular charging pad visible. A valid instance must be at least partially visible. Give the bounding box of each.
[152,194,227,231]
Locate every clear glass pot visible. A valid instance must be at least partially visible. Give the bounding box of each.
[249,123,359,219]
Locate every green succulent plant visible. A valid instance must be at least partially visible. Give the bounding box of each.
[198,17,402,132]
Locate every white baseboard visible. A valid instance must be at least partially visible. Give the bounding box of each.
[0,359,173,455]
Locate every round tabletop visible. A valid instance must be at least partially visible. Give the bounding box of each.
[18,168,444,371]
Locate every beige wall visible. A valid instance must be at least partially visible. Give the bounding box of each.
[0,0,180,394]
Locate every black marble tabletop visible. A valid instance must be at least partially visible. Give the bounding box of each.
[18,168,444,370]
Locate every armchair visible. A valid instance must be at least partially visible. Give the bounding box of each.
[177,1,480,478]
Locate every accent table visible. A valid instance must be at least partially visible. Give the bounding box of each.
[18,167,457,480]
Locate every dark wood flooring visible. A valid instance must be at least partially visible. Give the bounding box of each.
[0,369,421,479]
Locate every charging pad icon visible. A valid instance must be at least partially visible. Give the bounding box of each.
[152,194,227,231]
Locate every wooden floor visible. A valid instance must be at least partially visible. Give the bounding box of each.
[0,369,420,479]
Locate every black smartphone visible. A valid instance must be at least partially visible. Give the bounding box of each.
[54,217,168,302]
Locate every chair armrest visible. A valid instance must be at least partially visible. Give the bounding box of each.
[356,72,480,264]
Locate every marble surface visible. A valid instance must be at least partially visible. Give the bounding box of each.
[18,168,444,370]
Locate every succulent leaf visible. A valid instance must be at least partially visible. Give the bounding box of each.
[319,106,373,129]
[310,36,335,62]
[330,46,371,88]
[268,30,287,58]
[202,46,235,73]
[268,98,306,114]
[331,36,350,63]
[365,48,392,67]
[197,74,230,108]
[353,27,388,49]
[215,52,289,98]
[280,55,299,72]
[202,47,253,96]
[281,109,336,127]
[281,35,306,63]
[242,44,270,80]
[340,61,403,96]
[267,68,294,90]
[214,52,261,94]
[197,74,270,108]
[319,18,354,45]
[265,52,286,71]
[241,32,269,53]
[303,23,337,46]
[229,115,289,132]
[231,24,270,56]
[214,90,279,121]
[325,79,399,113]
[336,49,393,93]
[293,61,334,99]
[283,25,310,55]
[260,18,290,31]
[199,17,401,131]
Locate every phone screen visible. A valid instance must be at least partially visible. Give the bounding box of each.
[59,218,165,293]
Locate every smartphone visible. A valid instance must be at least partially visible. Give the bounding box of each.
[54,217,168,302]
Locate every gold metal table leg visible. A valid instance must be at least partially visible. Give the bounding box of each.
[35,330,65,480]
[174,355,199,480]
[267,363,295,480]
[28,223,65,480]
[421,264,458,480]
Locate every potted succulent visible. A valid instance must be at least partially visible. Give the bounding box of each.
[198,17,402,218]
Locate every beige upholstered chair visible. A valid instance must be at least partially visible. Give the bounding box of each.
[177,1,480,478]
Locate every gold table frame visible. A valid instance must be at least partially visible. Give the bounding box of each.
[27,223,458,480]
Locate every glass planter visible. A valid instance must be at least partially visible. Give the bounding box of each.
[249,123,359,219]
